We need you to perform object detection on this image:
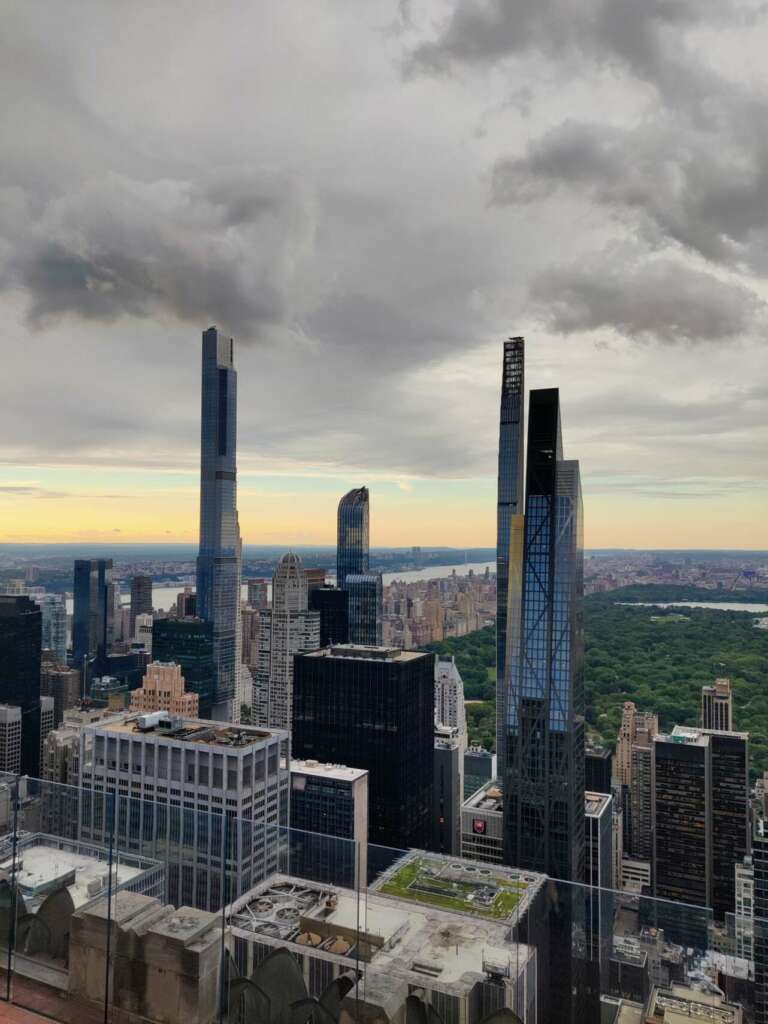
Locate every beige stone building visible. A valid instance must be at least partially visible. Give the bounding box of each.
[130,661,199,716]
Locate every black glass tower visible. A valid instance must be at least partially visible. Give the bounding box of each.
[72,558,114,668]
[346,574,383,646]
[0,595,42,776]
[309,586,349,646]
[336,487,369,587]
[196,326,241,719]
[495,338,525,768]
[502,388,585,882]
[151,617,215,718]
[292,646,434,851]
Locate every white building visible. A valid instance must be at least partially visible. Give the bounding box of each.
[253,552,320,730]
[78,710,290,911]
[434,654,467,738]
[0,704,21,774]
[133,612,154,654]
[734,855,754,960]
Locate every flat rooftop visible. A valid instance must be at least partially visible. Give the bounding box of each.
[93,712,285,747]
[291,759,367,782]
[647,984,742,1023]
[306,645,426,663]
[227,873,535,995]
[585,791,611,817]
[463,781,503,813]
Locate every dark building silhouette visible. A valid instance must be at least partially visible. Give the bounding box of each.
[346,574,382,646]
[151,617,215,718]
[292,645,434,852]
[72,559,113,669]
[129,574,153,634]
[495,337,525,768]
[309,586,349,647]
[754,819,768,1024]
[0,595,42,776]
[585,745,613,795]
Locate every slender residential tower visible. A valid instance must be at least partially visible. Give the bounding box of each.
[196,326,242,721]
[336,487,370,586]
[495,337,525,769]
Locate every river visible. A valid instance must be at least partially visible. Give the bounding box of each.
[617,601,768,613]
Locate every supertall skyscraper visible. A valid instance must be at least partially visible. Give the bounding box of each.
[502,388,585,883]
[72,558,114,670]
[495,337,525,768]
[196,326,242,721]
[336,486,369,585]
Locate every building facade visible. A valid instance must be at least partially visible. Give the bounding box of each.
[309,586,349,647]
[293,645,434,851]
[702,678,734,732]
[34,593,67,663]
[289,759,368,887]
[461,780,504,864]
[432,723,464,856]
[0,594,42,776]
[130,575,153,635]
[495,336,525,769]
[72,559,113,669]
[345,574,383,646]
[434,654,467,737]
[336,486,369,587]
[253,552,320,730]
[40,662,81,727]
[130,661,199,716]
[152,617,215,718]
[196,326,242,721]
[0,704,22,774]
[78,711,290,911]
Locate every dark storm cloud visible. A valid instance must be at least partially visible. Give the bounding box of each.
[530,256,763,342]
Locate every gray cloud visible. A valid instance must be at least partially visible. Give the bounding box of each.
[529,255,764,341]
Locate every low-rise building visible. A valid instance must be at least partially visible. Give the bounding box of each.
[461,780,503,864]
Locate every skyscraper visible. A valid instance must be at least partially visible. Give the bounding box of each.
[346,573,383,645]
[196,326,242,721]
[34,593,67,663]
[72,559,114,669]
[336,486,369,586]
[495,337,525,768]
[309,586,349,646]
[702,677,733,731]
[502,388,585,884]
[0,595,42,776]
[252,552,320,730]
[151,617,215,717]
[293,645,434,851]
[129,574,153,634]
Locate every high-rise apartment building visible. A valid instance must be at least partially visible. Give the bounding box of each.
[40,695,54,767]
[196,326,242,721]
[434,655,467,737]
[78,711,290,911]
[652,726,749,922]
[495,337,525,769]
[176,586,197,618]
[346,574,383,646]
[0,594,42,776]
[293,645,434,851]
[152,617,215,717]
[253,553,320,730]
[501,388,585,883]
[33,593,67,663]
[734,856,755,961]
[241,605,262,669]
[246,578,269,609]
[613,701,658,858]
[336,487,369,586]
[129,574,153,634]
[0,705,22,774]
[72,559,114,669]
[130,661,199,716]
[40,662,81,727]
[309,586,349,646]
[702,677,734,732]
[754,820,768,1024]
[289,759,369,886]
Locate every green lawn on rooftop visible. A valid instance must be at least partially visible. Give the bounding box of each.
[379,858,525,919]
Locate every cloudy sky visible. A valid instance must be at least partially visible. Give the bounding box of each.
[1,0,767,549]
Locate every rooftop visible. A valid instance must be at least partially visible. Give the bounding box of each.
[647,984,742,1023]
[305,644,426,663]
[463,780,503,814]
[91,711,284,747]
[585,791,612,817]
[291,759,367,782]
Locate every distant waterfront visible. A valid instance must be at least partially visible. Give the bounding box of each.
[618,600,768,613]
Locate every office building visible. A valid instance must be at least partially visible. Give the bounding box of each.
[130,661,199,716]
[253,552,320,730]
[734,856,754,961]
[293,645,434,850]
[0,704,22,773]
[33,593,67,663]
[90,675,130,709]
[345,573,382,645]
[304,567,326,595]
[495,337,525,769]
[152,617,215,718]
[652,726,749,922]
[336,486,369,587]
[129,574,153,634]
[134,612,154,653]
[72,559,114,670]
[246,578,269,609]
[196,326,242,721]
[40,694,54,763]
[754,819,768,1024]
[176,586,196,618]
[0,594,42,776]
[309,586,349,646]
[585,792,612,890]
[585,744,612,795]
[240,605,262,669]
[40,662,81,727]
[461,780,504,864]
[585,792,613,994]
[464,746,497,799]
[289,758,368,886]
[433,723,464,855]
[78,710,290,911]
[501,388,585,883]
[434,654,467,737]
[42,704,114,787]
[703,677,734,732]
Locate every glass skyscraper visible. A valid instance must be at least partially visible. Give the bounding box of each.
[495,337,525,769]
[502,388,585,883]
[336,486,369,585]
[72,558,114,669]
[196,326,241,720]
[0,595,42,776]
[346,574,383,646]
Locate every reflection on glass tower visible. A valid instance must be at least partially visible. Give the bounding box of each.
[495,337,525,769]
[196,326,242,721]
[336,487,369,586]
